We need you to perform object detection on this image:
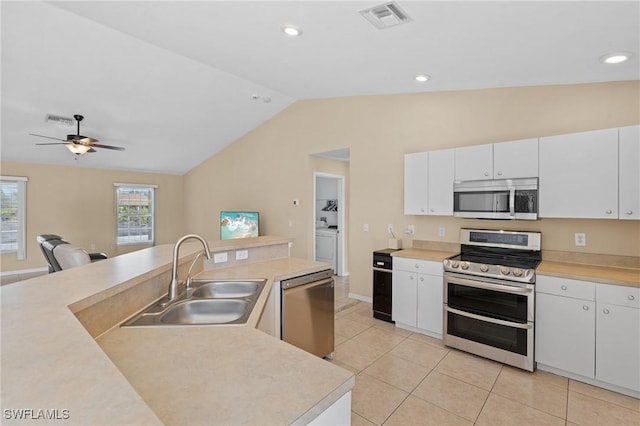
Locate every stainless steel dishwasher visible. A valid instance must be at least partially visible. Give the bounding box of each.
[281,269,334,358]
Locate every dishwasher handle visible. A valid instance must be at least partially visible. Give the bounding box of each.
[282,277,334,293]
[280,269,333,289]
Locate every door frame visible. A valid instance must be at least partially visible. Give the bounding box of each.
[313,172,347,276]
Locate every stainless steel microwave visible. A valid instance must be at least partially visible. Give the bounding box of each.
[453,178,538,220]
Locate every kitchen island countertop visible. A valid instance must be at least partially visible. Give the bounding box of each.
[0,238,353,425]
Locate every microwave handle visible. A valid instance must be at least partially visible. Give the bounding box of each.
[509,187,515,217]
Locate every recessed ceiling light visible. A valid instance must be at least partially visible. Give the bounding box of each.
[600,52,632,64]
[415,74,430,83]
[281,25,302,37]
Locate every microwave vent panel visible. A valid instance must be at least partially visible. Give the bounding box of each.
[359,1,413,29]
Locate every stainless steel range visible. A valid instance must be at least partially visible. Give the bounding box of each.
[443,229,541,372]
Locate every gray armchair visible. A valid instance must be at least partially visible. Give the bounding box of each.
[37,234,107,273]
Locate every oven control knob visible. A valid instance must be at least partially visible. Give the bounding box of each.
[460,262,470,270]
[450,260,459,268]
[480,264,489,272]
[500,266,510,275]
[512,268,523,277]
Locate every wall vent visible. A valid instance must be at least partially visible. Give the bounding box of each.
[359,1,413,29]
[45,114,74,126]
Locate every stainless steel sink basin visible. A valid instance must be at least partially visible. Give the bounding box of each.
[122,278,267,327]
[160,299,249,325]
[190,281,259,298]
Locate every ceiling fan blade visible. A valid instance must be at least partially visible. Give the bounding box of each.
[35,142,69,146]
[29,133,66,142]
[68,135,99,144]
[90,143,125,151]
[88,148,97,153]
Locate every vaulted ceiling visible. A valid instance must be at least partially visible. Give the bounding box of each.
[2,1,638,174]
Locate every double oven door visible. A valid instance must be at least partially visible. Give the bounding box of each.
[443,272,535,371]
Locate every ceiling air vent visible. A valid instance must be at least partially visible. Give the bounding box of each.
[359,1,413,30]
[45,114,74,127]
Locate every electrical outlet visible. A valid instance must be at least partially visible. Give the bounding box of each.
[405,225,415,235]
[292,199,299,206]
[213,252,228,263]
[388,224,394,234]
[438,226,446,237]
[288,219,293,228]
[575,233,586,247]
[236,250,248,260]
[363,224,369,232]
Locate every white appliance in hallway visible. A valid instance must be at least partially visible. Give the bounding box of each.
[316,228,338,274]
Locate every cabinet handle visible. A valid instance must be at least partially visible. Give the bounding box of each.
[561,285,568,291]
[582,305,589,311]
[415,264,419,269]
[603,308,610,315]
[421,208,425,213]
[627,210,634,215]
[484,171,489,176]
[430,208,435,213]
[497,171,502,176]
[628,295,636,301]
[605,210,612,215]
[420,277,424,282]
[410,275,414,280]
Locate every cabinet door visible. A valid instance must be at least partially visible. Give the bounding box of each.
[493,138,539,179]
[417,273,443,336]
[404,152,428,215]
[596,303,640,392]
[316,233,336,272]
[427,149,454,215]
[455,144,493,181]
[539,128,618,219]
[392,270,417,326]
[619,125,640,220]
[535,293,595,378]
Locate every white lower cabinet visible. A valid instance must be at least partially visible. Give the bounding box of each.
[392,257,443,338]
[595,284,640,392]
[535,292,595,378]
[536,275,640,396]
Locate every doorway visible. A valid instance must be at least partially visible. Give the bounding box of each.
[313,173,346,276]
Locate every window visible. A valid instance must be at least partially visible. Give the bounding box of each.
[115,183,156,246]
[0,176,27,259]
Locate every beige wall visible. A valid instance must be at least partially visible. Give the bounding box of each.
[184,81,640,299]
[0,162,185,272]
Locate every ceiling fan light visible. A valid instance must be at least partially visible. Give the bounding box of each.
[66,143,91,155]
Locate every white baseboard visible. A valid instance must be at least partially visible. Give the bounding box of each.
[348,293,372,304]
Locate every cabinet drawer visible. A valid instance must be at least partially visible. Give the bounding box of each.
[536,275,595,300]
[597,284,640,309]
[393,257,443,276]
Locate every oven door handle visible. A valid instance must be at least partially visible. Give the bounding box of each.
[447,275,533,295]
[509,187,515,217]
[446,306,533,330]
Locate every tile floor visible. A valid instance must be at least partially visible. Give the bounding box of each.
[330,276,640,426]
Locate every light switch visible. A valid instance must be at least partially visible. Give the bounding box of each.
[214,252,228,263]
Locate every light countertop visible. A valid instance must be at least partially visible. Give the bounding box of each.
[391,247,639,287]
[537,261,640,288]
[0,237,353,425]
[391,248,457,262]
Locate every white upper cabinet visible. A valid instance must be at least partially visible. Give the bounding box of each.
[404,152,428,215]
[539,128,619,219]
[404,150,454,216]
[427,149,455,215]
[455,138,539,181]
[455,144,493,181]
[619,125,640,220]
[493,138,539,179]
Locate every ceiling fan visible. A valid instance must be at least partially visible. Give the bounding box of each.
[30,114,125,155]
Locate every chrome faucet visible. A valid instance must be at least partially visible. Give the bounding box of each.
[167,234,212,301]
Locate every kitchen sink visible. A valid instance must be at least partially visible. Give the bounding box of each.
[160,299,249,325]
[122,278,267,327]
[190,280,260,298]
